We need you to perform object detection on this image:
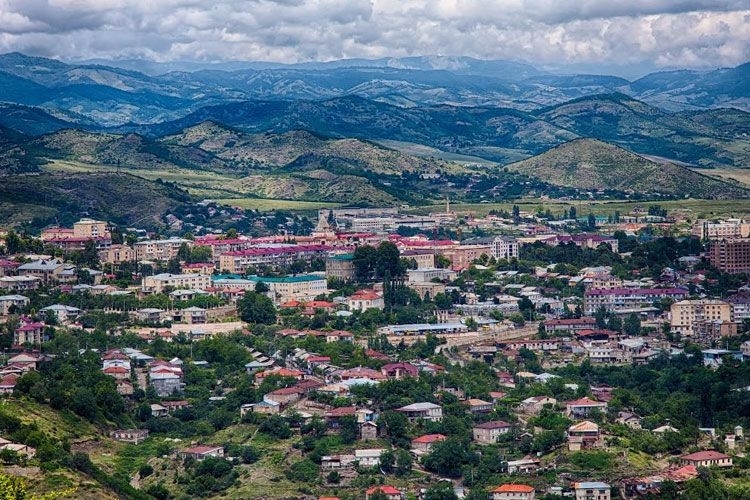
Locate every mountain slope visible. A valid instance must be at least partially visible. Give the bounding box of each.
[536,93,750,167]
[505,138,750,199]
[0,171,190,229]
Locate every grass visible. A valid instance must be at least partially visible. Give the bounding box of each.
[217,198,343,211]
[407,198,750,219]
[0,398,97,441]
[43,159,243,198]
[696,167,750,187]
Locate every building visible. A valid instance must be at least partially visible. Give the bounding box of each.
[583,287,688,315]
[178,445,224,460]
[99,244,136,264]
[568,421,601,451]
[573,482,611,500]
[566,397,608,419]
[411,433,446,453]
[134,238,189,262]
[680,450,733,468]
[347,289,384,312]
[326,254,355,281]
[219,244,336,274]
[692,219,750,240]
[247,274,327,304]
[0,295,29,315]
[490,484,535,500]
[473,420,512,444]
[17,259,65,284]
[110,429,149,444]
[142,273,212,294]
[670,299,734,339]
[544,317,597,334]
[365,486,403,500]
[0,276,41,292]
[708,239,750,274]
[492,236,519,260]
[396,402,443,422]
[407,268,457,284]
[73,218,109,238]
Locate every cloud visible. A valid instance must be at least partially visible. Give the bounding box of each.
[0,0,747,72]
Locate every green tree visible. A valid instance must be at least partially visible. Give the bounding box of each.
[424,483,459,500]
[353,244,378,282]
[624,313,641,336]
[237,291,276,324]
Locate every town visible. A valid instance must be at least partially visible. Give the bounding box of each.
[1,202,750,500]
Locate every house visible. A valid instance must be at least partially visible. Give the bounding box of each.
[411,433,446,453]
[110,429,149,444]
[381,362,419,379]
[14,322,45,346]
[39,304,80,323]
[178,445,225,460]
[0,374,19,395]
[566,397,608,419]
[573,482,611,500]
[466,398,493,413]
[321,454,355,469]
[519,396,556,414]
[506,456,541,474]
[473,420,512,444]
[396,402,443,422]
[347,289,385,311]
[0,295,29,315]
[616,411,642,429]
[150,404,169,418]
[17,259,65,284]
[150,369,183,396]
[241,400,280,416]
[568,421,601,451]
[359,421,378,440]
[161,400,191,412]
[7,352,43,371]
[102,366,130,380]
[264,387,303,407]
[324,406,357,428]
[679,450,733,468]
[491,484,536,500]
[354,448,386,467]
[365,485,403,500]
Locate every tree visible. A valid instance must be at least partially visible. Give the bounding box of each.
[424,483,459,500]
[353,244,378,282]
[376,241,405,279]
[587,212,597,230]
[624,313,641,336]
[422,437,470,477]
[237,291,276,324]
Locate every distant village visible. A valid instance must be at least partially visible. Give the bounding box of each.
[2,203,750,499]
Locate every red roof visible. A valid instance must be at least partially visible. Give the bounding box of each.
[412,433,446,444]
[366,486,401,495]
[325,406,357,418]
[492,484,535,493]
[567,397,606,407]
[103,367,129,374]
[681,450,730,461]
[182,445,222,455]
[475,420,511,430]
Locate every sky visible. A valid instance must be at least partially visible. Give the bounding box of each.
[0,0,748,75]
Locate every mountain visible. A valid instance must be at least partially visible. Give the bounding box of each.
[0,103,94,135]
[505,138,749,199]
[0,171,190,229]
[535,93,750,167]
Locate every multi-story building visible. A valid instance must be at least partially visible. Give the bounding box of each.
[490,484,536,500]
[492,236,519,260]
[400,249,435,269]
[326,253,355,281]
[670,299,733,338]
[99,244,136,264]
[134,238,190,262]
[17,259,66,284]
[573,482,611,500]
[473,420,512,444]
[441,244,494,271]
[708,239,750,274]
[142,273,212,294]
[248,274,327,304]
[584,287,688,315]
[219,245,335,274]
[74,218,109,238]
[726,293,750,321]
[0,294,29,315]
[692,219,750,240]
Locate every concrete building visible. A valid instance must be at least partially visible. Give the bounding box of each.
[17,259,65,284]
[134,238,189,262]
[0,295,29,315]
[142,273,211,294]
[492,236,519,260]
[670,299,733,339]
[584,287,688,315]
[248,274,327,304]
[708,239,750,274]
[490,484,536,500]
[473,420,512,444]
[99,244,136,264]
[692,219,750,240]
[325,253,355,281]
[396,402,443,422]
[573,482,611,500]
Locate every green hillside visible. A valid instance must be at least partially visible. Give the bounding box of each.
[505,138,750,199]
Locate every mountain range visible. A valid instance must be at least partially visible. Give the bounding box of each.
[0,52,748,227]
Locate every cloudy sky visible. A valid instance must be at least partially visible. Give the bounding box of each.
[0,0,748,75]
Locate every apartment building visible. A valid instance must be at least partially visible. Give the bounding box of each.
[670,299,733,339]
[708,239,750,274]
[134,238,190,262]
[142,273,212,294]
[584,287,688,315]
